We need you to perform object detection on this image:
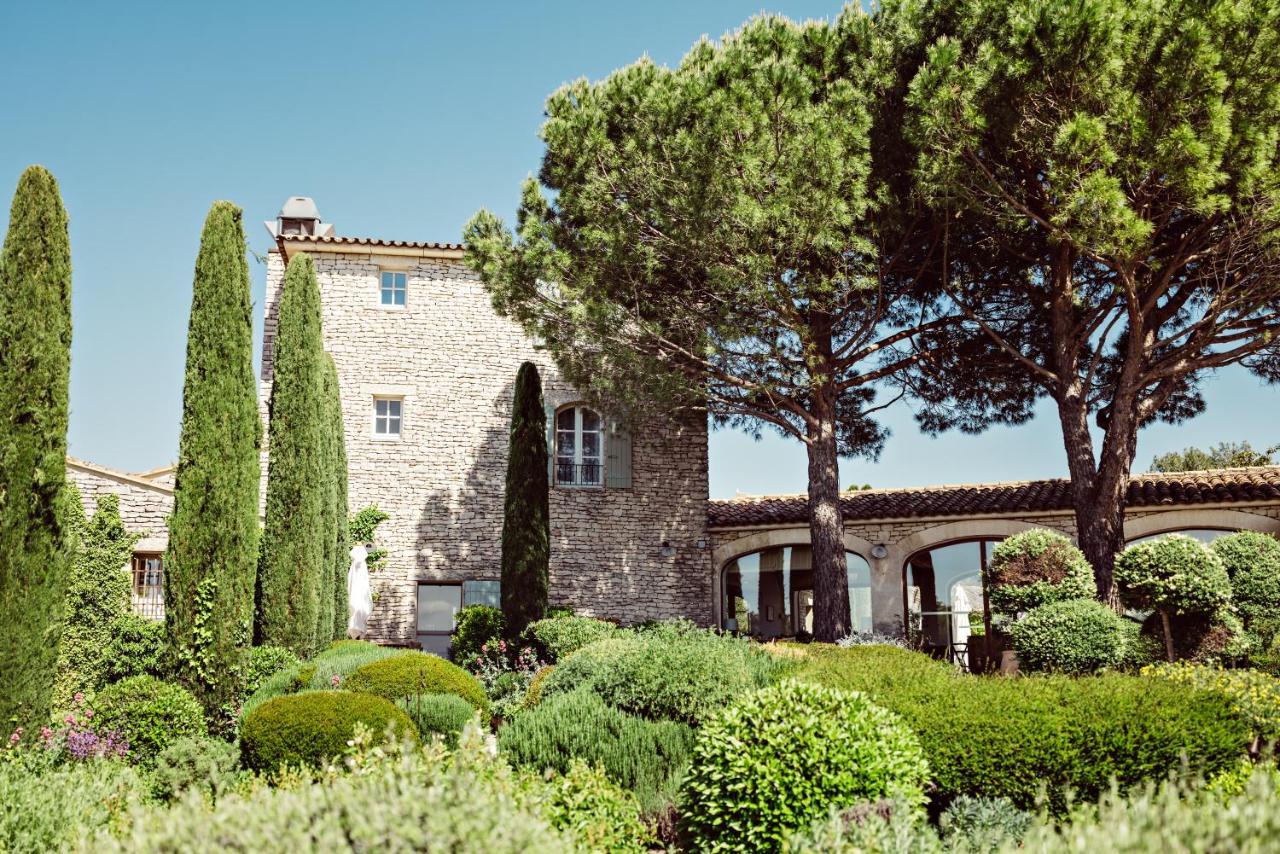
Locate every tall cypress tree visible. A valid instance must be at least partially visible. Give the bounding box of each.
[0,166,73,733]
[315,358,338,645]
[166,201,261,716]
[324,354,350,641]
[500,362,550,640]
[257,253,326,657]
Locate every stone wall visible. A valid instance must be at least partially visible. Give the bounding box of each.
[709,502,1280,635]
[67,459,173,552]
[261,245,712,644]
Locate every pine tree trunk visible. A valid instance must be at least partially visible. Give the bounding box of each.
[1159,608,1175,663]
[807,412,851,643]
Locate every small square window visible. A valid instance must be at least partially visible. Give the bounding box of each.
[374,397,402,436]
[380,271,407,307]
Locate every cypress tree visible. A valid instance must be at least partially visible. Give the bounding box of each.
[0,166,73,734]
[500,362,550,640]
[324,354,350,641]
[315,359,338,645]
[166,201,261,717]
[257,253,326,657]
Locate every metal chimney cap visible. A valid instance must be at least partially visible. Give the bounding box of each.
[278,196,320,220]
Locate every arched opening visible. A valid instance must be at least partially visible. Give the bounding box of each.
[903,538,1003,660]
[1127,528,1235,545]
[721,546,871,639]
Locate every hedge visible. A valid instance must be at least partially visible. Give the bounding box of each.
[796,645,1251,813]
[1007,599,1129,674]
[239,690,418,772]
[345,651,488,712]
[525,615,619,662]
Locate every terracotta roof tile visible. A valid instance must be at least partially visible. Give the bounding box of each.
[707,466,1280,528]
[281,234,465,252]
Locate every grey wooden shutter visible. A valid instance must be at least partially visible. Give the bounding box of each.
[605,417,632,488]
[544,402,556,483]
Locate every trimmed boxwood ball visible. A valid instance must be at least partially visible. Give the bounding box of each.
[986,529,1095,616]
[1007,599,1128,674]
[239,691,418,772]
[525,615,618,662]
[90,675,207,765]
[680,680,928,853]
[397,693,476,745]
[345,651,488,712]
[1211,532,1280,631]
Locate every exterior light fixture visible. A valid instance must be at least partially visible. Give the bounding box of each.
[870,544,889,559]
[660,540,676,558]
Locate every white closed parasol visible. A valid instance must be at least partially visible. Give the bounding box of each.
[347,543,373,638]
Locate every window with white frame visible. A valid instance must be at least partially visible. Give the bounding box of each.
[379,271,407,307]
[374,397,402,437]
[555,405,603,486]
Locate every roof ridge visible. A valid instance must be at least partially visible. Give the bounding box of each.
[67,456,175,495]
[282,234,465,251]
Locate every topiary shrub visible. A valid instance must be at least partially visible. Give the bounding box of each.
[681,680,928,853]
[525,614,619,662]
[452,605,505,663]
[151,736,241,803]
[101,613,166,685]
[985,529,1096,616]
[499,687,694,813]
[1211,532,1280,642]
[539,626,782,725]
[345,651,488,712]
[1116,534,1233,655]
[523,665,555,710]
[1008,598,1129,674]
[90,675,207,765]
[397,693,476,745]
[796,644,1251,814]
[239,691,418,772]
[242,645,300,697]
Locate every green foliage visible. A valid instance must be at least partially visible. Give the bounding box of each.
[1140,608,1251,664]
[1007,598,1130,674]
[0,165,73,734]
[150,735,241,803]
[53,492,140,709]
[789,800,940,854]
[258,252,328,657]
[453,604,506,662]
[345,651,489,711]
[1211,531,1280,638]
[102,614,167,685]
[681,680,929,853]
[502,362,550,640]
[1143,662,1280,744]
[939,796,1031,852]
[530,760,656,853]
[238,691,417,772]
[523,665,555,709]
[526,614,618,662]
[91,675,207,765]
[241,645,300,697]
[1011,768,1280,852]
[347,505,390,570]
[498,687,694,814]
[795,644,1251,813]
[1116,535,1233,616]
[398,693,477,746]
[167,200,262,720]
[96,731,572,852]
[238,641,409,721]
[985,529,1096,616]
[323,354,349,641]
[1150,442,1278,473]
[539,623,782,725]
[0,755,147,851]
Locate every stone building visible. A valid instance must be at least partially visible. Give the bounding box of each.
[263,200,711,650]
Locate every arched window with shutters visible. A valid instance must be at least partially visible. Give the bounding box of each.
[546,403,632,489]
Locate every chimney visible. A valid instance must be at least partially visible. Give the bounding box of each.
[264,196,335,240]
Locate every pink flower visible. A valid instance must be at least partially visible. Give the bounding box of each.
[73,692,85,705]
[330,674,341,687]
[39,727,53,741]
[64,715,77,725]
[8,729,21,745]
[83,710,93,719]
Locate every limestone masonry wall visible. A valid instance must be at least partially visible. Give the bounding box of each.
[67,461,174,552]
[261,248,712,644]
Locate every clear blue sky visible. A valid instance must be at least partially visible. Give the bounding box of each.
[1,1,1273,498]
